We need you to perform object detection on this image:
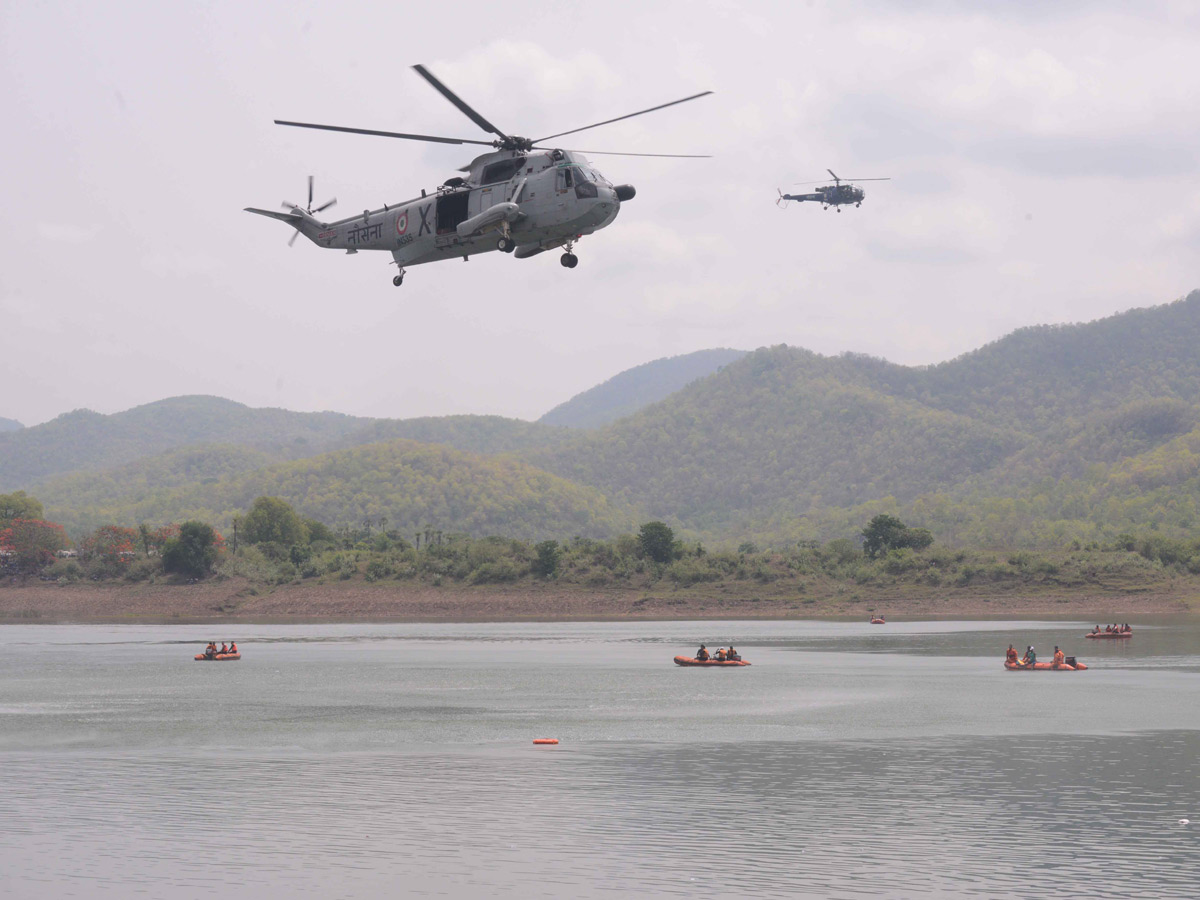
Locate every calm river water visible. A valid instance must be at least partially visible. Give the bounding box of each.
[1,617,1198,898]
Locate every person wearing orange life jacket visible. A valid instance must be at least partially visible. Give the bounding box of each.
[204,642,217,659]
[1052,646,1065,668]
[228,641,238,654]
[219,643,229,655]
[727,645,740,662]
[1006,645,1019,664]
[716,648,727,662]
[695,645,710,661]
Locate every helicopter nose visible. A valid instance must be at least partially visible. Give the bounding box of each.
[614,184,636,201]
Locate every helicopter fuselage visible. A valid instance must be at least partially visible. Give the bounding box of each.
[261,149,625,269]
[783,183,866,207]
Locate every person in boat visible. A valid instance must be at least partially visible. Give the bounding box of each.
[1052,646,1065,668]
[1022,645,1037,666]
[1006,645,1019,664]
[228,640,238,654]
[219,642,229,655]
[696,645,710,661]
[727,645,740,662]
[204,642,217,659]
[715,648,727,661]
[1123,623,1131,633]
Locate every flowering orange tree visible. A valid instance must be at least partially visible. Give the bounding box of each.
[0,518,70,571]
[81,525,139,567]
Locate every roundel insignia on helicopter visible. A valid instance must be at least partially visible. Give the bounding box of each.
[395,212,408,235]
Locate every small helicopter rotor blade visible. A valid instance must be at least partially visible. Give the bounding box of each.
[288,229,300,247]
[314,197,337,214]
[275,120,494,147]
[535,147,711,158]
[534,91,713,143]
[281,200,299,210]
[412,64,509,140]
[307,175,314,208]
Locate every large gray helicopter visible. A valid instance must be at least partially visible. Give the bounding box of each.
[777,169,890,212]
[246,65,711,286]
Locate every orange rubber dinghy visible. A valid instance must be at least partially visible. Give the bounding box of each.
[870,618,886,625]
[194,653,241,661]
[533,738,559,745]
[1004,660,1087,671]
[1085,632,1131,639]
[674,656,750,667]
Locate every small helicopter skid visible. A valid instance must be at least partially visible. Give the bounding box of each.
[247,64,711,287]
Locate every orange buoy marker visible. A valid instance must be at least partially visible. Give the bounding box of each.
[533,738,559,745]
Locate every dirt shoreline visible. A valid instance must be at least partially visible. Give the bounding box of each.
[1,577,1194,623]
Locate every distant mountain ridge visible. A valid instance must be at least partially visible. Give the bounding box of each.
[14,291,1200,546]
[0,416,22,433]
[538,348,748,428]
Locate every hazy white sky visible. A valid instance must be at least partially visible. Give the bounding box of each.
[3,0,1198,427]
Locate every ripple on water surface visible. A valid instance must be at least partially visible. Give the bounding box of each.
[3,732,1198,899]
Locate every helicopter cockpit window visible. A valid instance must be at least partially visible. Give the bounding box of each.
[480,157,525,185]
[556,167,575,192]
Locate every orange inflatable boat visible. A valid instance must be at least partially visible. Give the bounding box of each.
[194,653,241,661]
[674,655,750,667]
[1004,660,1087,671]
[1085,631,1131,639]
[870,618,886,625]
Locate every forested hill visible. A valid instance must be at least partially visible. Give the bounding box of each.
[522,293,1200,533]
[340,415,571,456]
[0,416,22,433]
[0,396,371,491]
[524,351,1028,532]
[538,348,748,428]
[836,291,1200,433]
[38,439,639,539]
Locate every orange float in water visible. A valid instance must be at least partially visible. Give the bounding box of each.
[533,738,559,745]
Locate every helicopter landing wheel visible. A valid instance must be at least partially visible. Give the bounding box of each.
[497,237,514,253]
[560,253,578,269]
[392,274,404,287]
[836,207,841,213]
[856,202,861,207]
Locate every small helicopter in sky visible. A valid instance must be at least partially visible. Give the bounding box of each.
[776,169,890,212]
[246,65,711,286]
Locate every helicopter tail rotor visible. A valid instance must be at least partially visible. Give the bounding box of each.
[775,189,790,209]
[280,176,337,247]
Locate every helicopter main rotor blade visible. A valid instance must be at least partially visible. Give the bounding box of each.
[534,91,713,143]
[412,64,509,141]
[840,177,892,182]
[537,147,711,158]
[274,120,495,147]
[307,175,314,208]
[314,197,337,213]
[827,169,840,182]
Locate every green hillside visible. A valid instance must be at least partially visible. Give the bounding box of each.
[836,291,1200,433]
[340,415,571,456]
[40,439,639,540]
[538,348,748,428]
[525,347,1027,533]
[0,396,370,490]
